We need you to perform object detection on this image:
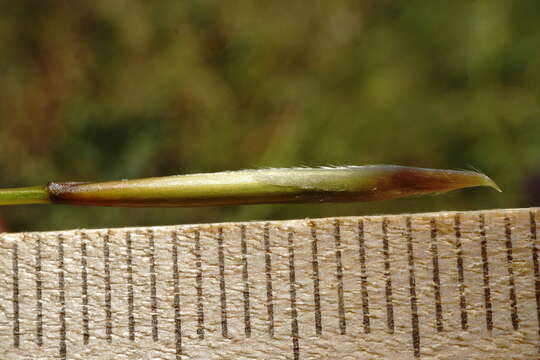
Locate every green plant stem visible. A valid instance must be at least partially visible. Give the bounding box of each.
[0,186,50,205]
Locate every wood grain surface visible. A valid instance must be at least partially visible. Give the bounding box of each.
[1,207,539,359]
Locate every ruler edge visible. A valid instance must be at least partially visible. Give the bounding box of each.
[1,207,538,239]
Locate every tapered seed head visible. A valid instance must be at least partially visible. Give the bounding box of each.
[0,165,500,207]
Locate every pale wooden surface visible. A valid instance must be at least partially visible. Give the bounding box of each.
[1,207,539,359]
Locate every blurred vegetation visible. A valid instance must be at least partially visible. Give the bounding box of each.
[1,0,539,232]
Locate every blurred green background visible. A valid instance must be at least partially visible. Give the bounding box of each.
[1,1,539,232]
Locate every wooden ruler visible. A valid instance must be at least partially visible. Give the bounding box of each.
[1,207,539,359]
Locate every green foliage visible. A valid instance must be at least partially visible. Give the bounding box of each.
[1,0,539,231]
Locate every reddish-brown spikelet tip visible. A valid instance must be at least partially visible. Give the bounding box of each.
[388,167,501,193]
